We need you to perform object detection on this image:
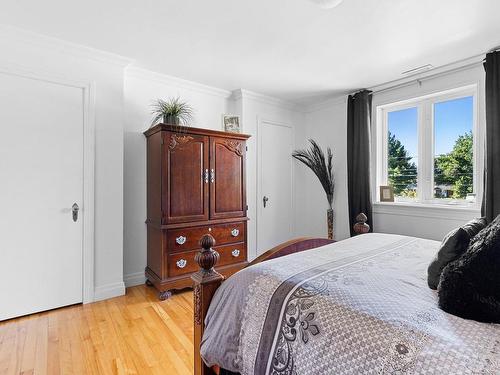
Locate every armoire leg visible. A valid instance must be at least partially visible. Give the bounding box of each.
[159,290,172,301]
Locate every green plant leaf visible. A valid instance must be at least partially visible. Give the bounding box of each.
[150,97,194,126]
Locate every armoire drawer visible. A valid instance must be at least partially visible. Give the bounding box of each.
[167,250,199,277]
[216,242,247,267]
[166,221,245,253]
[168,242,247,277]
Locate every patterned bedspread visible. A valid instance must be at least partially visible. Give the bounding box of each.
[201,233,500,374]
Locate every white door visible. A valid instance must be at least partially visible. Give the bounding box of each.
[257,120,293,254]
[0,73,84,321]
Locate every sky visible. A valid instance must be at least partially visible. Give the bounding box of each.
[388,96,473,164]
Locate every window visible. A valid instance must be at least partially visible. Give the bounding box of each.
[377,86,479,206]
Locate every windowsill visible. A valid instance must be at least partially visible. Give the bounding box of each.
[373,201,481,221]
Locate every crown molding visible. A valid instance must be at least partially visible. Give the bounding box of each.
[302,94,347,113]
[301,53,486,113]
[126,66,233,99]
[232,89,304,112]
[0,24,133,67]
[369,54,484,95]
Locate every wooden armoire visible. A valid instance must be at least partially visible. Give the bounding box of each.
[144,124,250,299]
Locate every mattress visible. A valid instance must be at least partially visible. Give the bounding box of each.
[201,233,500,374]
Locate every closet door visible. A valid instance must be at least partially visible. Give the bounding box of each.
[209,137,246,219]
[0,73,84,320]
[163,132,209,223]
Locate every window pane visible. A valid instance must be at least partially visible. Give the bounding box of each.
[387,107,418,200]
[433,96,473,200]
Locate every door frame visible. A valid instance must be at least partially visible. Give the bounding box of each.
[0,64,96,304]
[256,117,295,255]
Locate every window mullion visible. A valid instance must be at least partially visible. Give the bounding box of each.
[426,101,434,202]
[417,101,431,202]
[380,109,388,187]
[416,103,424,202]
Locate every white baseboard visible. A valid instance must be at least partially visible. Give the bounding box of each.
[124,271,146,288]
[93,281,126,302]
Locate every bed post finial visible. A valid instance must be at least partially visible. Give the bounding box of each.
[196,234,219,272]
[353,213,370,235]
[192,235,223,375]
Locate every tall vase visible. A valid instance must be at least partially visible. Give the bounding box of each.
[327,208,334,240]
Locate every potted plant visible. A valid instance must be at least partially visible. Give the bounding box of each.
[150,97,194,127]
[292,140,335,240]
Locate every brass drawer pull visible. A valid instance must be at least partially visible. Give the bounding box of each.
[231,249,240,257]
[176,236,187,245]
[176,259,187,269]
[231,228,239,237]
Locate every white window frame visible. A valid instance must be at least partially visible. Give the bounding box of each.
[376,84,480,208]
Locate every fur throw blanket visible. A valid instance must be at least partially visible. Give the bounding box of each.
[438,215,500,323]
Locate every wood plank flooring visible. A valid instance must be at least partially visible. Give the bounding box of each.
[0,285,194,375]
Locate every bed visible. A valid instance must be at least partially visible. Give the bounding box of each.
[191,226,500,374]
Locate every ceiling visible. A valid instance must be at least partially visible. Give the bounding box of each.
[1,0,499,102]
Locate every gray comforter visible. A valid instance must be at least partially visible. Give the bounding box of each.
[201,233,500,374]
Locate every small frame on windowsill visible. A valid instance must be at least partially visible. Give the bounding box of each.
[222,114,241,133]
[379,185,394,202]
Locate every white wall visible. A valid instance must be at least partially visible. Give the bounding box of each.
[295,98,351,241]
[4,26,485,301]
[0,27,129,301]
[123,67,231,286]
[0,27,311,295]
[297,63,485,242]
[236,90,305,259]
[122,77,304,286]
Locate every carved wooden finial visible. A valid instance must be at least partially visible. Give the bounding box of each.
[356,213,367,223]
[353,212,370,235]
[196,234,219,272]
[200,233,216,251]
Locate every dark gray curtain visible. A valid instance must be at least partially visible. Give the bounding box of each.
[482,51,500,222]
[347,90,373,236]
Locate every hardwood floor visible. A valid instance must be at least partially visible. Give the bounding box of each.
[0,285,194,375]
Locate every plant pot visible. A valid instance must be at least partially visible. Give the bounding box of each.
[327,208,334,240]
[163,115,180,125]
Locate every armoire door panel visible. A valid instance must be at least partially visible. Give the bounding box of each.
[163,132,209,223]
[210,137,246,219]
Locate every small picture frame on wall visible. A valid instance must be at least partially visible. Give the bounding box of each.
[379,185,394,202]
[223,114,240,133]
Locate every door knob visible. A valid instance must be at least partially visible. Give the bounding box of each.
[263,196,269,208]
[72,203,79,222]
